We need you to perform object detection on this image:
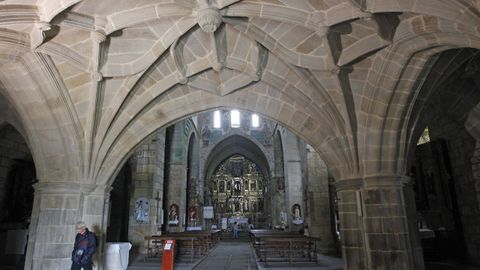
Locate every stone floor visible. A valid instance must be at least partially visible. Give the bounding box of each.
[117,232,480,270]
[128,240,343,270]
[193,241,258,270]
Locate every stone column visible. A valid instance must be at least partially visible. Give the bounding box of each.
[128,140,160,252]
[335,176,424,270]
[83,185,112,270]
[167,163,187,232]
[305,145,335,253]
[25,182,110,270]
[166,124,188,232]
[283,132,304,229]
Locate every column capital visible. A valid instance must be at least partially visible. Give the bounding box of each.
[334,175,411,191]
[34,181,111,195]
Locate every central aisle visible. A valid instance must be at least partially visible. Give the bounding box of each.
[193,241,257,270]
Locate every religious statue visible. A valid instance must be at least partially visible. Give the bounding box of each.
[292,204,301,220]
[219,181,225,192]
[134,197,150,224]
[234,181,240,191]
[292,204,303,224]
[218,202,225,212]
[168,204,179,225]
[229,200,235,212]
[279,211,288,229]
[189,206,197,222]
[234,181,241,195]
[234,201,240,212]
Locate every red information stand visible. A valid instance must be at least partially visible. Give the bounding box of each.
[161,240,175,270]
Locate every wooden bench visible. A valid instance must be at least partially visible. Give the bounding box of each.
[162,230,221,259]
[258,237,318,266]
[249,230,303,255]
[143,230,222,262]
[144,235,163,258]
[249,230,318,266]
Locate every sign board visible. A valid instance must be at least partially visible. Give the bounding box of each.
[203,206,214,219]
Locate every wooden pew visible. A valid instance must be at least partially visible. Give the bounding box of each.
[249,230,303,255]
[249,230,319,266]
[258,237,318,266]
[144,235,197,262]
[142,230,228,262]
[144,235,163,258]
[161,230,221,259]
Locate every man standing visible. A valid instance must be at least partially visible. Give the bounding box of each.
[71,221,97,270]
[233,222,239,239]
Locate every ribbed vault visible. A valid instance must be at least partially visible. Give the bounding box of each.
[0,0,478,185]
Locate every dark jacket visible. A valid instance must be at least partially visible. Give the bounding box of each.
[71,228,97,266]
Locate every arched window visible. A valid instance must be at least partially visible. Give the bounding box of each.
[231,110,240,128]
[251,114,260,127]
[213,110,221,128]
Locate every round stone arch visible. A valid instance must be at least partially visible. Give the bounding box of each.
[359,28,480,176]
[96,84,350,189]
[0,53,84,183]
[201,134,271,208]
[402,48,480,264]
[202,134,272,187]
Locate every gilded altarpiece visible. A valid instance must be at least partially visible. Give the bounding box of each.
[210,155,265,227]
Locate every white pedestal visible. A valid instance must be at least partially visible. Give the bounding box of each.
[186,226,202,231]
[104,242,132,270]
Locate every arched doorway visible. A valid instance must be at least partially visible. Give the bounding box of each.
[0,124,35,269]
[407,49,480,266]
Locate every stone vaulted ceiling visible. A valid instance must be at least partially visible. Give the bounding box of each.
[0,0,479,185]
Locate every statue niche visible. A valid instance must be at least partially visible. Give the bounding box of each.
[292,204,303,225]
[168,204,179,225]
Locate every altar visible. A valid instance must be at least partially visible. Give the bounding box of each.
[228,216,248,225]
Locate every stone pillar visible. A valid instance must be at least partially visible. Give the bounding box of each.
[25,182,110,270]
[335,181,367,270]
[128,137,163,253]
[166,124,188,232]
[270,176,285,228]
[305,145,335,253]
[83,185,112,270]
[335,176,424,270]
[167,163,187,232]
[283,132,304,229]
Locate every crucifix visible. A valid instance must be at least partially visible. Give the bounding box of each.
[155,191,162,230]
